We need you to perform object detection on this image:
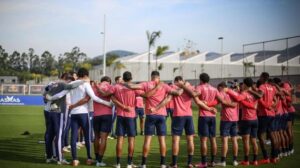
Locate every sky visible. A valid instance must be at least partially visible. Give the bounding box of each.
[0,0,300,58]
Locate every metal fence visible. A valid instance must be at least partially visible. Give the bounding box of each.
[0,84,45,95]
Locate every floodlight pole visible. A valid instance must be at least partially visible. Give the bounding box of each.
[218,37,224,79]
[102,14,107,76]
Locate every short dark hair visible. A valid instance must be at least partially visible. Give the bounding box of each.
[60,73,69,80]
[199,73,210,83]
[123,71,132,82]
[151,71,160,77]
[218,81,227,88]
[260,72,269,82]
[273,77,281,85]
[115,76,121,83]
[174,76,183,82]
[101,76,111,83]
[77,68,89,78]
[243,77,253,87]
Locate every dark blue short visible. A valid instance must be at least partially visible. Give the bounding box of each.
[93,115,113,133]
[116,116,136,137]
[220,121,238,137]
[172,116,195,136]
[145,115,166,136]
[198,117,216,137]
[240,120,258,138]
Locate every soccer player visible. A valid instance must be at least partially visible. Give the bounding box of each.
[126,71,182,168]
[282,81,296,154]
[226,78,259,166]
[194,73,223,167]
[215,82,239,167]
[135,93,145,135]
[273,78,290,157]
[166,83,175,119]
[109,76,124,139]
[44,73,84,164]
[91,76,114,166]
[256,72,279,164]
[152,76,216,168]
[68,68,112,166]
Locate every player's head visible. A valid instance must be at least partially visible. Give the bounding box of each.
[217,81,227,91]
[69,71,78,80]
[199,73,210,84]
[123,71,132,82]
[77,68,89,78]
[243,77,253,90]
[259,72,269,83]
[115,76,123,84]
[60,73,69,80]
[151,71,160,81]
[101,76,112,84]
[273,77,281,85]
[174,76,183,85]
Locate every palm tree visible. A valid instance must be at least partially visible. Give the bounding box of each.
[155,45,169,70]
[146,30,161,80]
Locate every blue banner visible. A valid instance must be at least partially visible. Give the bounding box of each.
[0,95,44,106]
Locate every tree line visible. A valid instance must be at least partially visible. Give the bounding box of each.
[0,46,94,83]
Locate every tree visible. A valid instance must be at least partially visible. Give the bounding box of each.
[41,51,57,76]
[155,45,169,70]
[0,46,9,71]
[9,51,21,71]
[146,30,161,80]
[64,47,87,71]
[20,52,29,71]
[106,53,119,67]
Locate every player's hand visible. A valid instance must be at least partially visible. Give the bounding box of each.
[124,106,131,112]
[149,107,156,113]
[45,94,53,101]
[69,104,75,110]
[209,107,217,114]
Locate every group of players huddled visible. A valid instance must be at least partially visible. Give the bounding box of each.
[43,67,296,168]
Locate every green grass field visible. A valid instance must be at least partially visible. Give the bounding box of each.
[0,105,299,168]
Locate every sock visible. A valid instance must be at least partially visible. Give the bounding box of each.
[116,157,120,164]
[262,149,268,159]
[187,155,193,165]
[221,156,226,162]
[142,156,147,165]
[99,155,103,162]
[244,155,249,162]
[172,155,178,166]
[211,155,215,163]
[160,156,166,165]
[128,156,133,165]
[201,156,207,164]
[253,154,257,161]
[233,155,237,161]
[95,153,99,161]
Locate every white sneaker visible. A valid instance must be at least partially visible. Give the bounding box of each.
[46,157,57,163]
[265,140,271,145]
[63,147,70,153]
[57,159,70,165]
[127,164,133,168]
[114,164,121,168]
[233,160,239,166]
[290,149,294,155]
[161,165,167,168]
[67,145,71,149]
[215,162,226,167]
[96,161,107,167]
[138,165,146,168]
